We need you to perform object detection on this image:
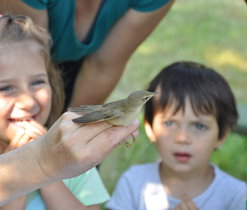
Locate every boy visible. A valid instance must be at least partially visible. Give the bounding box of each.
[106,61,247,210]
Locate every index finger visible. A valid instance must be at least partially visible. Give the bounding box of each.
[63,111,139,148]
[20,120,47,136]
[85,120,139,163]
[5,128,28,152]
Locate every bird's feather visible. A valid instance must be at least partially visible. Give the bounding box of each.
[79,105,103,109]
[68,105,103,114]
[72,109,120,123]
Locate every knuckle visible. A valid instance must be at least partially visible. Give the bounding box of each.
[60,112,69,122]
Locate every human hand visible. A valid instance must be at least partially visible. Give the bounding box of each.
[4,120,47,153]
[30,112,139,181]
[15,120,47,139]
[174,196,198,210]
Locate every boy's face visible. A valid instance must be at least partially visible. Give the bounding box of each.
[0,42,52,142]
[145,98,228,174]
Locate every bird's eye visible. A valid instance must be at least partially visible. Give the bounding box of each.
[144,96,150,101]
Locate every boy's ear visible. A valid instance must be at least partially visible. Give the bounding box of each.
[144,121,156,143]
[216,127,231,149]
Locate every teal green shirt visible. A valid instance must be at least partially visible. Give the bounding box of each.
[26,167,110,210]
[22,0,170,62]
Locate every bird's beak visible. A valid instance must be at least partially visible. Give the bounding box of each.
[153,92,159,95]
[149,92,159,99]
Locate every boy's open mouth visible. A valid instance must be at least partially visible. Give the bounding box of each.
[173,152,192,163]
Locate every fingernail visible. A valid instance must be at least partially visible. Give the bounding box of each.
[132,119,139,126]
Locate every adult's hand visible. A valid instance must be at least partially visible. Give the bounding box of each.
[0,112,139,205]
[33,111,139,180]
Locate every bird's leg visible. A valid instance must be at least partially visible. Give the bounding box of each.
[131,133,136,143]
[124,133,136,148]
[124,141,132,148]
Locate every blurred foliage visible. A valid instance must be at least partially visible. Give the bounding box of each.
[108,0,247,103]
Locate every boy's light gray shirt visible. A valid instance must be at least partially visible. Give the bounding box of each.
[106,162,246,210]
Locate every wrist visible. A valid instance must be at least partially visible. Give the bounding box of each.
[0,141,51,205]
[28,136,56,183]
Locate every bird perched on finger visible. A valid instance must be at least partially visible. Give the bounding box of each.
[68,90,158,147]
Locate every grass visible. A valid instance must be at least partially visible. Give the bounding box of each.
[99,0,247,202]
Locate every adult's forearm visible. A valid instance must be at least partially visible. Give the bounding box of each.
[69,57,125,107]
[0,141,49,206]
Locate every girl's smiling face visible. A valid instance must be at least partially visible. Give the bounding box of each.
[145,98,228,175]
[0,42,52,142]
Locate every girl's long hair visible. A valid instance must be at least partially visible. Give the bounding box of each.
[0,15,64,127]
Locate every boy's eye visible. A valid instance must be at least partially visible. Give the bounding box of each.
[195,123,207,131]
[0,85,13,92]
[163,120,173,127]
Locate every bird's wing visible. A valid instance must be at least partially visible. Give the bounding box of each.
[79,105,102,109]
[72,109,120,123]
[68,105,103,114]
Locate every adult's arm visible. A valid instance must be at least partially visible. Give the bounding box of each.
[0,112,139,205]
[70,0,175,106]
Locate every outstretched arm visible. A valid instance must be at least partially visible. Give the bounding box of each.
[0,112,139,205]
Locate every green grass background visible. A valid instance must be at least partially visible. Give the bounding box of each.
[99,0,247,200]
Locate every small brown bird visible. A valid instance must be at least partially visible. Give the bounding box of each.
[68,90,158,147]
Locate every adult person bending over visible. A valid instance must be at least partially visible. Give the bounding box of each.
[0,112,139,205]
[2,0,175,108]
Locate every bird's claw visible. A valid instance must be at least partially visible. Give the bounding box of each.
[124,133,136,148]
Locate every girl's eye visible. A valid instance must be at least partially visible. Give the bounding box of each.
[195,123,207,131]
[0,85,13,92]
[163,120,173,127]
[31,80,46,86]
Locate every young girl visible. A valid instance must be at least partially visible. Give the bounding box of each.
[0,15,109,209]
[106,61,246,210]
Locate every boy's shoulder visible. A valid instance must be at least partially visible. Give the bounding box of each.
[194,165,247,209]
[121,162,160,184]
[127,162,158,172]
[213,165,246,192]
